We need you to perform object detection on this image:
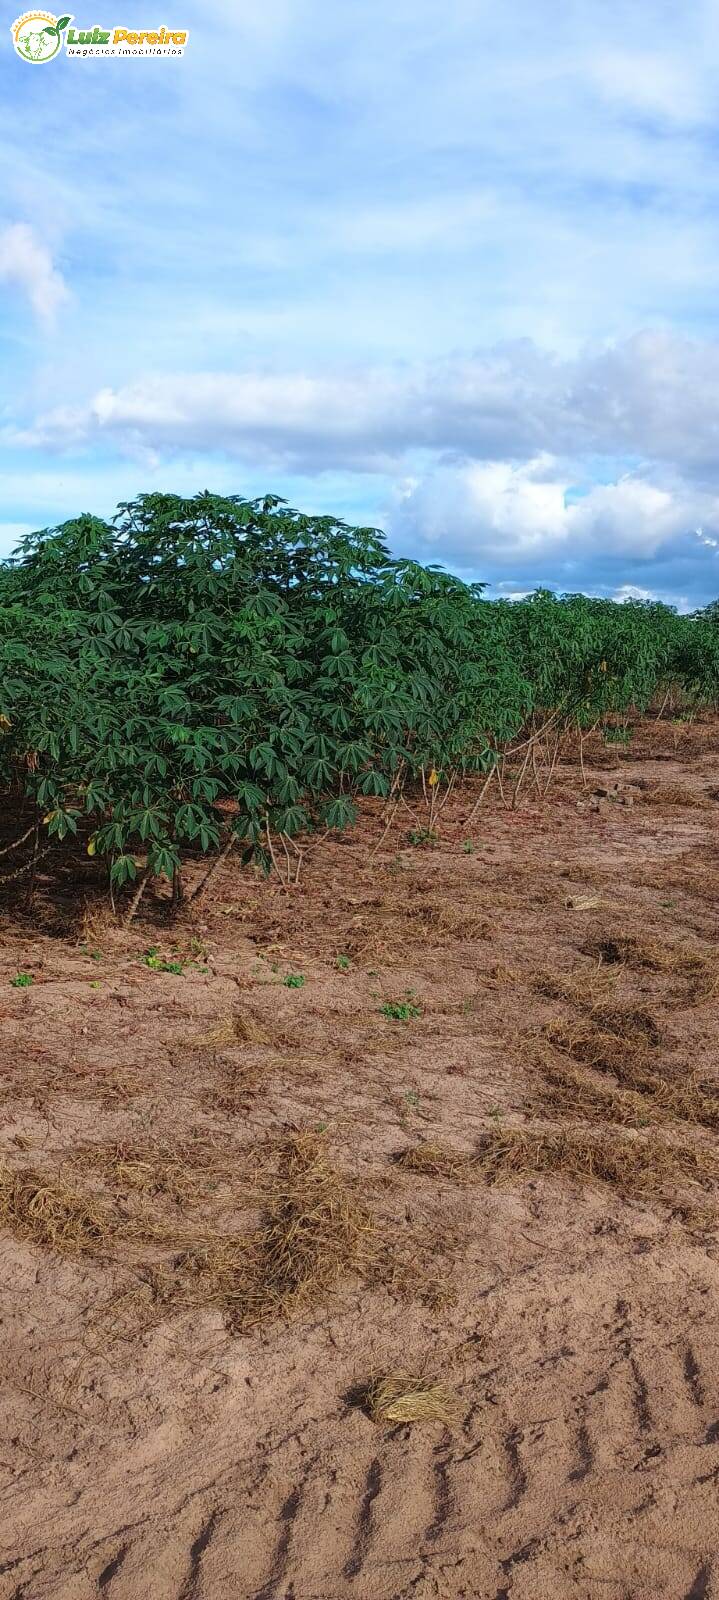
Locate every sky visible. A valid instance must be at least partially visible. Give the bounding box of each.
[2,1,719,607]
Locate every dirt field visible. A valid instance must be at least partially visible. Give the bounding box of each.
[2,718,719,1600]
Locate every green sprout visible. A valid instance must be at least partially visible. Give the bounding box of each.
[381,992,422,1022]
[143,947,183,974]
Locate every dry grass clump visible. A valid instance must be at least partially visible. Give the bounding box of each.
[395,1144,471,1181]
[76,901,117,948]
[584,933,719,1006]
[250,1133,375,1320]
[642,784,711,809]
[591,1002,662,1045]
[365,1373,458,1426]
[0,1166,108,1252]
[545,1018,719,1130]
[544,1016,654,1079]
[483,874,562,914]
[398,1128,717,1203]
[486,962,526,989]
[0,1136,382,1335]
[485,1128,652,1192]
[564,893,603,912]
[536,1058,657,1128]
[73,1136,241,1206]
[194,1010,272,1047]
[536,1050,719,1137]
[424,904,492,942]
[586,933,684,972]
[537,937,719,1132]
[175,1134,376,1332]
[535,965,665,1042]
[630,855,719,908]
[650,1075,719,1131]
[357,896,491,955]
[533,967,617,1008]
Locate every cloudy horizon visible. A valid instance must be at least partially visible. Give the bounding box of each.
[3,0,719,608]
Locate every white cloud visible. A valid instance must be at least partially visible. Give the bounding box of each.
[0,224,68,324]
[12,329,719,480]
[612,584,656,601]
[567,478,682,557]
[388,455,719,598]
[396,457,569,558]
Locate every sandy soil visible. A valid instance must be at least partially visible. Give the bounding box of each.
[1,718,719,1599]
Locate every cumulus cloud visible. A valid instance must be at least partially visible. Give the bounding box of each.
[0,224,68,324]
[7,322,719,604]
[392,455,717,557]
[10,328,719,482]
[388,455,719,606]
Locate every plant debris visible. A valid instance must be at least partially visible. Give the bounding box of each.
[364,1373,458,1426]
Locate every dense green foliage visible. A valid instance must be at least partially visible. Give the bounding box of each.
[1,491,718,894]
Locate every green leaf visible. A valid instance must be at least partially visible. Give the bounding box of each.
[110,854,138,887]
[323,796,357,830]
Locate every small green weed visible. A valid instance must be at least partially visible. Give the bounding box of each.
[381,991,422,1022]
[284,973,306,988]
[11,973,33,989]
[143,947,184,975]
[336,954,351,972]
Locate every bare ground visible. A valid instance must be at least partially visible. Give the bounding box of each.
[2,718,719,1598]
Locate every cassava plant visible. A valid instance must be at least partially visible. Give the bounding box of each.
[0,490,717,908]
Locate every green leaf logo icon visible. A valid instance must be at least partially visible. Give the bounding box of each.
[14,12,73,63]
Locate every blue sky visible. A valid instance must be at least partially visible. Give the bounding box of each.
[3,0,719,605]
